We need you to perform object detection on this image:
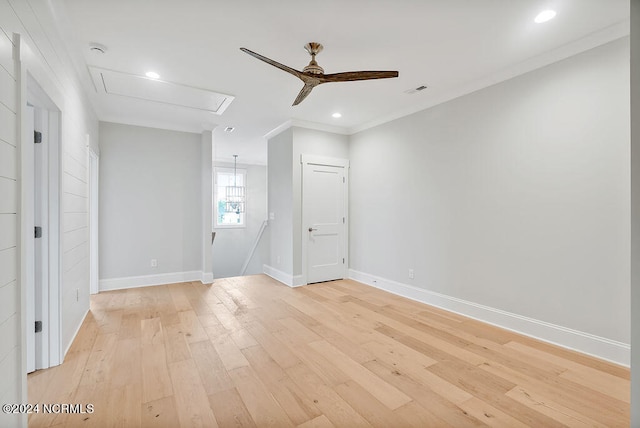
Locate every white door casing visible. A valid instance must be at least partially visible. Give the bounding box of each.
[88,146,99,295]
[23,74,62,372]
[26,104,50,372]
[302,155,348,284]
[33,106,50,371]
[25,105,35,373]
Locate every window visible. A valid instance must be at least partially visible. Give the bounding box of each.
[214,167,246,227]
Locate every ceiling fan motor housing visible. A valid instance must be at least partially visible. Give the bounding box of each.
[303,62,324,74]
[303,42,324,74]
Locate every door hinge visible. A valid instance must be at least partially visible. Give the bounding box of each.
[34,226,42,238]
[34,131,42,144]
[342,217,345,224]
[343,177,345,183]
[35,321,42,333]
[342,258,345,264]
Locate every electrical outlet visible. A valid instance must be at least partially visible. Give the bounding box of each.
[269,212,275,220]
[408,269,415,279]
[151,259,158,268]
[276,255,280,265]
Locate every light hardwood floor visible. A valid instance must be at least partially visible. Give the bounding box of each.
[28,275,629,427]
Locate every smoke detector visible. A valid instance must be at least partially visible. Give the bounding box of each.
[89,42,107,54]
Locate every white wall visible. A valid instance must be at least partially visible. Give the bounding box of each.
[349,38,630,363]
[1,1,99,425]
[631,0,639,423]
[99,122,203,287]
[267,129,293,277]
[212,163,268,278]
[0,10,21,428]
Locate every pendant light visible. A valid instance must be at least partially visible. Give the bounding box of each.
[225,155,245,214]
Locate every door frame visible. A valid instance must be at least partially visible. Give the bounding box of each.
[22,73,62,371]
[300,154,349,285]
[88,146,99,295]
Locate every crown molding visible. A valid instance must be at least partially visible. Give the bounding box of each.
[349,20,630,135]
[264,118,350,140]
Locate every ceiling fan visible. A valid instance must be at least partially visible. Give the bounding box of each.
[240,42,399,106]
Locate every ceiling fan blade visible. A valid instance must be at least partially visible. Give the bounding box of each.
[240,47,302,79]
[292,82,316,106]
[318,70,399,83]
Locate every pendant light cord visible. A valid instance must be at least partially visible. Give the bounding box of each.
[233,155,238,187]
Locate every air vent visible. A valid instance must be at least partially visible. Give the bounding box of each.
[404,85,428,95]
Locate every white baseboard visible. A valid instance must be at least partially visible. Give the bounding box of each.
[99,271,204,291]
[64,308,89,358]
[263,264,305,287]
[201,272,214,284]
[348,269,630,367]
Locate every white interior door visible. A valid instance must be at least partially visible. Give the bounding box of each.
[303,156,348,284]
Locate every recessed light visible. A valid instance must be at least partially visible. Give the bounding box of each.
[224,126,235,133]
[145,71,160,79]
[332,112,342,118]
[534,10,556,23]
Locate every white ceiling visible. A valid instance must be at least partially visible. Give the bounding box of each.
[53,0,629,165]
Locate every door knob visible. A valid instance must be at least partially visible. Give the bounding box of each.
[308,227,317,232]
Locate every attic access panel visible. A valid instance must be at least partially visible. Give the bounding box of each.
[89,66,234,114]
